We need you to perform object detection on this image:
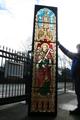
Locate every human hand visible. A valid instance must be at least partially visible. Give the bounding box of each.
[57,41,60,45]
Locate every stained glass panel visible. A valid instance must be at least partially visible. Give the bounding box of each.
[29,5,57,116]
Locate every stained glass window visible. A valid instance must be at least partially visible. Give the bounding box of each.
[29,5,57,116]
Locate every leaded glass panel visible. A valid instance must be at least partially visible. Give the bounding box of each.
[29,5,57,116]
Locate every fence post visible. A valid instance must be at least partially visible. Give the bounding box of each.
[64,75,66,93]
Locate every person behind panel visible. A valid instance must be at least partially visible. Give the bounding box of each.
[58,41,80,115]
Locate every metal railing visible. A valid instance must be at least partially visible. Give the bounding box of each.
[0,46,30,105]
[58,54,75,94]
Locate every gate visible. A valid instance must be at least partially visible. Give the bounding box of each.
[0,46,31,105]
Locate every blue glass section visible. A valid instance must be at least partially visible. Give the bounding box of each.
[50,24,55,31]
[36,8,55,23]
[38,22,43,28]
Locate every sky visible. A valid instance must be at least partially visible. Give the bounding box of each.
[0,0,80,52]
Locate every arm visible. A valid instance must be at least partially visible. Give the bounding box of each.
[58,41,76,59]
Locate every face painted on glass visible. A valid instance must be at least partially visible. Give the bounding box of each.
[41,43,49,52]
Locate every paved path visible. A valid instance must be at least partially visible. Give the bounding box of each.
[0,92,80,120]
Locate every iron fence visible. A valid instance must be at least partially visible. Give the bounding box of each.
[58,54,75,94]
[0,46,31,105]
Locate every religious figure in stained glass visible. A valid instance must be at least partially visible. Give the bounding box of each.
[30,5,57,114]
[33,41,56,95]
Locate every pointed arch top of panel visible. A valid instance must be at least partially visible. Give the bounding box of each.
[36,8,56,24]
